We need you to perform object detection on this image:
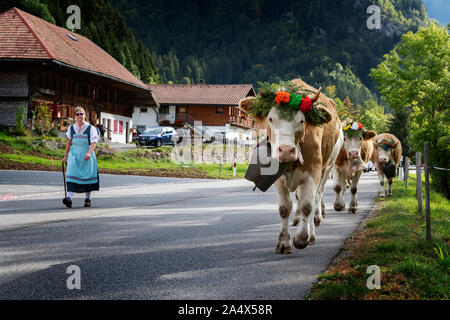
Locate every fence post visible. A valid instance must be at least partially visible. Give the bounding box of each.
[424,143,431,241]
[398,156,404,181]
[416,152,423,213]
[218,156,222,179]
[404,156,408,189]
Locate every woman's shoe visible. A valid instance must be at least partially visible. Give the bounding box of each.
[84,199,91,207]
[63,197,72,208]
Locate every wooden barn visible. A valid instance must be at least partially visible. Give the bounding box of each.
[0,7,158,143]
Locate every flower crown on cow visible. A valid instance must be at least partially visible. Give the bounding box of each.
[343,121,365,138]
[377,138,395,150]
[247,81,331,126]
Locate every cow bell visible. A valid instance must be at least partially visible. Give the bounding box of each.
[381,160,396,179]
[245,138,290,192]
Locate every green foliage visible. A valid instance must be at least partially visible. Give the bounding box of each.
[0,0,55,23]
[14,106,27,136]
[359,100,394,133]
[335,96,360,122]
[371,22,450,197]
[33,103,52,136]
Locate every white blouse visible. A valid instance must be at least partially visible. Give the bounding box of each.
[66,121,99,144]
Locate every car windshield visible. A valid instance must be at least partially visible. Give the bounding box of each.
[143,128,162,135]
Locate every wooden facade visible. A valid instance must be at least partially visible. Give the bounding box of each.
[165,104,255,129]
[0,60,156,129]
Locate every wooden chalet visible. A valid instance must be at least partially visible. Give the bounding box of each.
[0,7,158,143]
[147,84,257,131]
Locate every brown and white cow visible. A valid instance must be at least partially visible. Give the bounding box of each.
[239,79,343,253]
[371,133,402,197]
[332,121,376,214]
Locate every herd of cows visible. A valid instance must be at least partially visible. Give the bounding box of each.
[239,79,402,254]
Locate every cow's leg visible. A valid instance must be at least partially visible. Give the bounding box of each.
[293,178,316,249]
[314,166,331,227]
[313,196,323,227]
[387,177,393,196]
[274,179,293,254]
[333,167,346,211]
[321,198,326,218]
[292,188,301,226]
[348,170,362,214]
[378,172,386,197]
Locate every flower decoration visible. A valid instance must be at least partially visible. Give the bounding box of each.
[299,96,312,113]
[343,121,365,138]
[247,81,330,126]
[275,91,290,105]
[377,138,395,150]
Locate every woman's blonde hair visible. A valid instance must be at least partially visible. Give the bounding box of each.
[74,106,86,115]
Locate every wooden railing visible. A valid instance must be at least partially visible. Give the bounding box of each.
[229,116,254,129]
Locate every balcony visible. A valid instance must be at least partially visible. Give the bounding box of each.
[229,116,254,129]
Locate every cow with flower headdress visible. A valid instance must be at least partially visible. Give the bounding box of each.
[239,79,343,253]
[371,133,402,197]
[332,120,377,214]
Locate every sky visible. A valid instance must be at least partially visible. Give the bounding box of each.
[423,0,450,26]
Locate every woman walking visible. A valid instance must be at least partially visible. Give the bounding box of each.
[62,106,99,208]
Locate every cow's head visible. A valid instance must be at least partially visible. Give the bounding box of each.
[374,138,399,164]
[342,121,376,161]
[238,88,333,164]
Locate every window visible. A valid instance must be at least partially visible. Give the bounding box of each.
[216,107,224,115]
[114,120,118,133]
[119,121,123,134]
[140,108,148,113]
[160,106,169,114]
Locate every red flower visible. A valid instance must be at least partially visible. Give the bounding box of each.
[299,96,312,113]
[358,122,363,130]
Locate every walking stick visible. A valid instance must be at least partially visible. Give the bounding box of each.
[62,161,69,206]
[62,162,67,198]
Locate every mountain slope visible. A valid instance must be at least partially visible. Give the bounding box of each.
[109,0,428,105]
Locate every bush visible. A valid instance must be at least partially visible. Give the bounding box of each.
[14,106,27,136]
[33,103,52,136]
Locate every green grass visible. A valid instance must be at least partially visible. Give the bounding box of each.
[0,130,249,179]
[309,175,450,300]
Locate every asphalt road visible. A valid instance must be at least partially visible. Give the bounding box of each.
[0,170,380,300]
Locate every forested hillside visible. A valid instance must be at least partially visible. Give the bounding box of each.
[0,0,160,84]
[109,0,428,105]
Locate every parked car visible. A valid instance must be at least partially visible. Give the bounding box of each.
[137,126,178,147]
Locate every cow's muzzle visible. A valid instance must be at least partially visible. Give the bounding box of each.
[278,145,304,164]
[347,151,359,160]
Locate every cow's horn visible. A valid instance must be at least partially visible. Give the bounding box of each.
[311,87,322,102]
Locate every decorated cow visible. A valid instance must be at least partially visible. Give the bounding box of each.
[371,133,402,197]
[239,79,343,253]
[332,120,376,213]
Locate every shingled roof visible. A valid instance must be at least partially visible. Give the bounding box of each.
[148,84,255,106]
[0,7,147,89]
